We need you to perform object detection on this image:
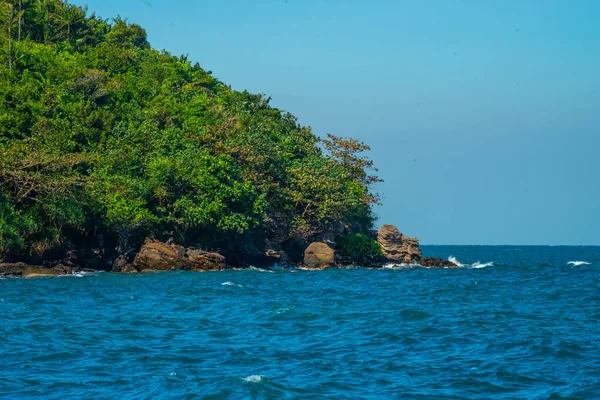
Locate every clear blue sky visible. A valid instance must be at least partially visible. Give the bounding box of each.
[78,0,599,245]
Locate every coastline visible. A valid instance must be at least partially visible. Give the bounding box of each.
[0,224,458,278]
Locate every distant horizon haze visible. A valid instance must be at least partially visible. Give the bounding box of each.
[78,0,600,245]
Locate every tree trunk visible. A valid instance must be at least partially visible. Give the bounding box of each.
[18,0,22,42]
[8,3,13,72]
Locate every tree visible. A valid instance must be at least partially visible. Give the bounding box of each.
[51,0,86,41]
[0,1,18,72]
[0,3,382,262]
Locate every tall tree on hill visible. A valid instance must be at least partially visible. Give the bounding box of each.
[0,1,18,72]
[17,0,20,41]
[52,0,85,41]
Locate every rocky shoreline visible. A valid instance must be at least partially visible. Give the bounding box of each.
[0,224,458,278]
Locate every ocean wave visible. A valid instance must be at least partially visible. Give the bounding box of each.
[59,271,102,278]
[222,282,243,287]
[448,256,465,267]
[472,262,494,269]
[243,375,266,383]
[448,257,493,269]
[382,263,421,269]
[248,266,275,273]
[567,261,591,266]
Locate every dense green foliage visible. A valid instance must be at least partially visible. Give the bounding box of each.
[335,233,383,260]
[0,0,381,261]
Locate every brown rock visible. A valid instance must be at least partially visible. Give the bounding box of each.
[0,262,29,277]
[133,239,227,272]
[186,249,227,271]
[122,264,138,273]
[112,256,129,272]
[303,242,335,270]
[1,263,75,277]
[377,224,422,263]
[22,267,58,278]
[265,249,291,266]
[420,258,461,268]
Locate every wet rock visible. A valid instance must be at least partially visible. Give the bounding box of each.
[22,267,58,278]
[133,239,227,272]
[121,264,138,273]
[263,241,291,267]
[186,249,227,271]
[265,249,290,266]
[377,224,422,263]
[0,263,30,277]
[0,262,75,277]
[52,264,74,275]
[420,258,460,268]
[112,256,129,272]
[303,242,335,270]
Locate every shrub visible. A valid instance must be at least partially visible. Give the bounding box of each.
[336,233,383,259]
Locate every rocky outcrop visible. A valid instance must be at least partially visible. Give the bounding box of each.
[264,246,291,267]
[111,256,130,272]
[377,224,422,263]
[0,263,65,277]
[303,242,335,270]
[21,267,59,277]
[131,239,227,272]
[420,258,460,268]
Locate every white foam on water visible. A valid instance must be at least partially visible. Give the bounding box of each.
[222,281,243,287]
[448,256,465,267]
[568,261,591,266]
[472,262,494,269]
[243,375,266,383]
[70,272,90,277]
[248,266,275,273]
[58,271,102,278]
[382,263,421,269]
[449,257,494,269]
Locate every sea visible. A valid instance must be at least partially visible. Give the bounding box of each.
[1,246,599,399]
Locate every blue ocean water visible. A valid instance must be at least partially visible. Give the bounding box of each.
[1,246,599,399]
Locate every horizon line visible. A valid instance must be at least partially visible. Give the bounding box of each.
[420,244,600,247]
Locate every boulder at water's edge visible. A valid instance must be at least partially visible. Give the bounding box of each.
[132,239,227,272]
[420,258,460,268]
[303,242,335,270]
[377,224,422,263]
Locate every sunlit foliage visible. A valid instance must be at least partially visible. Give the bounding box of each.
[0,1,381,259]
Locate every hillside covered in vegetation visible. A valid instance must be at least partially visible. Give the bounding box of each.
[0,0,382,267]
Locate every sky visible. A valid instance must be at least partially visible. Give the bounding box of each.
[77,0,599,245]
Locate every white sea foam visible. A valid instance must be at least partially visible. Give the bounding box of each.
[70,272,92,277]
[472,262,494,269]
[222,281,243,287]
[448,256,465,267]
[243,375,265,383]
[568,261,591,266]
[382,263,421,269]
[248,266,275,273]
[449,257,493,269]
[59,271,101,278]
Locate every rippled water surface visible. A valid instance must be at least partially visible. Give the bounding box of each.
[1,246,599,399]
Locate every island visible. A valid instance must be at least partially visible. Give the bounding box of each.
[0,1,455,276]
